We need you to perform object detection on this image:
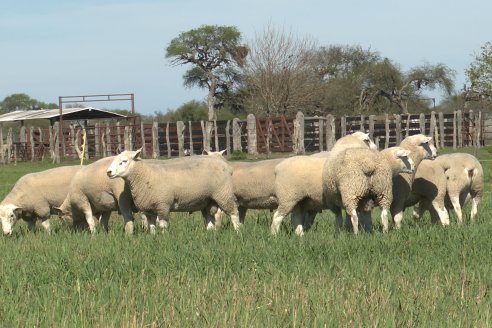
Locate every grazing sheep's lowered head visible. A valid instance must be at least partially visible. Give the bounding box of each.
[400,134,435,159]
[107,148,143,179]
[0,204,22,236]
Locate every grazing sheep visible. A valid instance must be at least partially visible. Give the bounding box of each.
[106,148,242,231]
[390,134,441,229]
[0,166,82,235]
[413,153,484,223]
[270,132,380,236]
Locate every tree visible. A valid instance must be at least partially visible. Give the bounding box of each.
[166,25,247,121]
[241,25,321,116]
[465,41,492,100]
[1,93,38,113]
[358,61,455,114]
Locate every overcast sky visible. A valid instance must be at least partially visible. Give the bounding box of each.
[1,0,490,115]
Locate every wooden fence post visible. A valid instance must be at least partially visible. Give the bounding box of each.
[293,111,305,155]
[385,113,389,149]
[152,121,159,158]
[246,114,258,156]
[468,110,475,146]
[166,122,171,158]
[395,114,402,145]
[476,111,482,148]
[438,112,445,148]
[53,122,60,163]
[430,111,437,149]
[452,111,457,149]
[326,114,335,151]
[188,121,194,155]
[105,124,111,156]
[29,127,34,161]
[419,113,426,134]
[202,121,211,152]
[369,115,375,143]
[7,128,13,164]
[225,120,231,155]
[232,118,242,152]
[116,122,122,152]
[318,117,324,151]
[0,125,4,163]
[214,120,219,151]
[457,110,462,147]
[405,114,411,138]
[341,116,347,137]
[360,114,365,132]
[140,121,146,157]
[176,121,185,157]
[38,127,44,160]
[95,123,101,157]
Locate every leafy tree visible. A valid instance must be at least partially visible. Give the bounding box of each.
[1,93,39,113]
[166,25,247,121]
[465,41,492,100]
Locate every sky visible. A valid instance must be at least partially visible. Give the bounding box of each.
[1,0,490,116]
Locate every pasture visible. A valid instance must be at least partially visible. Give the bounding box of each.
[0,148,491,327]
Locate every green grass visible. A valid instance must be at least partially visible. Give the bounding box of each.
[0,149,491,327]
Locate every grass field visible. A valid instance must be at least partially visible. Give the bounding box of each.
[0,148,491,327]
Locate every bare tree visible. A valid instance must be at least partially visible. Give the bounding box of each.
[241,25,322,116]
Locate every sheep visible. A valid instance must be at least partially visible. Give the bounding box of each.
[413,153,484,224]
[270,132,383,236]
[106,148,242,231]
[55,156,141,235]
[0,165,82,235]
[389,134,442,229]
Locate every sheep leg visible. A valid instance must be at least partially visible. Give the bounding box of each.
[412,201,425,221]
[449,196,463,224]
[302,210,317,231]
[213,197,241,231]
[431,201,450,226]
[202,208,216,231]
[349,209,359,235]
[393,211,404,229]
[99,212,111,232]
[470,197,479,223]
[271,210,286,235]
[239,207,247,224]
[41,219,51,234]
[380,209,389,233]
[291,205,304,236]
[83,210,97,234]
[25,219,36,232]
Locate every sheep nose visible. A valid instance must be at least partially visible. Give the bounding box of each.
[106,171,113,177]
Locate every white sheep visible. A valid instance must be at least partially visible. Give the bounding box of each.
[55,156,140,234]
[0,165,82,235]
[390,134,443,229]
[106,148,242,231]
[413,153,484,224]
[270,132,383,236]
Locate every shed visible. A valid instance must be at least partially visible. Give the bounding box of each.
[0,107,128,125]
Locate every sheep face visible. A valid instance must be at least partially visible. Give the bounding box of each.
[395,149,415,173]
[420,137,435,159]
[106,148,142,179]
[0,204,22,236]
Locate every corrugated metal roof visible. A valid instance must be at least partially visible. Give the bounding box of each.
[0,107,128,122]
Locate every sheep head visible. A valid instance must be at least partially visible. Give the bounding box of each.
[350,131,378,150]
[400,134,435,160]
[0,204,23,236]
[106,148,143,179]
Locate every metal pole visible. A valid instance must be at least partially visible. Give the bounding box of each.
[58,96,63,163]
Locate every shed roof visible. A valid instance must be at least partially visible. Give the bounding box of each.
[0,107,128,122]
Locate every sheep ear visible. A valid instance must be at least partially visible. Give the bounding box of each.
[12,206,23,217]
[395,149,410,158]
[219,149,226,155]
[202,149,209,155]
[133,148,143,160]
[425,136,432,143]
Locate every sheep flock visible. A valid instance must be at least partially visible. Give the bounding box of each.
[0,132,485,236]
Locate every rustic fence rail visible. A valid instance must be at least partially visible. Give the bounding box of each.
[0,110,490,163]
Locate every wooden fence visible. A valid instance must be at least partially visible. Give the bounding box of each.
[0,109,490,163]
